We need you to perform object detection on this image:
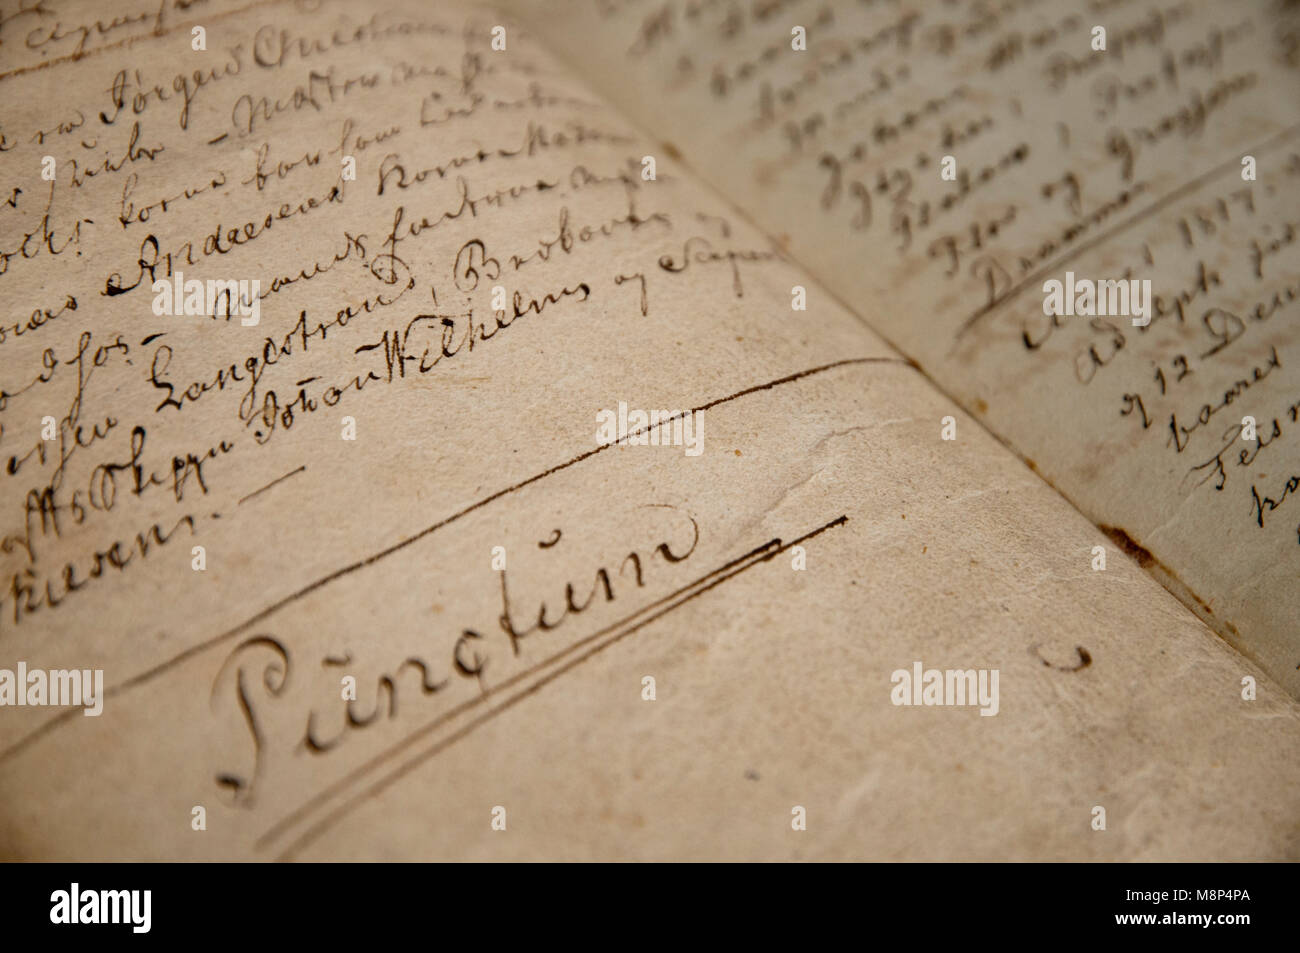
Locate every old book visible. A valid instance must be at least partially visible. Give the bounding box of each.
[0,0,1296,861]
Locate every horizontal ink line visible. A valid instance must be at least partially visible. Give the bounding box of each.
[0,0,287,84]
[953,121,1300,341]
[259,528,805,850]
[0,357,906,764]
[237,465,306,506]
[269,515,849,860]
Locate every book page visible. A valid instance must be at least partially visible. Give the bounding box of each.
[0,0,1297,860]
[499,0,1300,699]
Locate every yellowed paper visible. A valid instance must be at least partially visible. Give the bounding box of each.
[505,0,1300,699]
[0,0,1296,860]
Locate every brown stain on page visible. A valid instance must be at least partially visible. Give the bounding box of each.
[1100,524,1241,638]
[1100,524,1156,571]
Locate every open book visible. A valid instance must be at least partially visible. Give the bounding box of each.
[0,0,1297,861]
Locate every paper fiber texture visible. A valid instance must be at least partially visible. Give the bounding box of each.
[0,0,1296,860]
[500,0,1300,700]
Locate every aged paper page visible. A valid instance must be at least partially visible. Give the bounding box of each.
[0,0,1297,860]
[500,0,1300,698]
